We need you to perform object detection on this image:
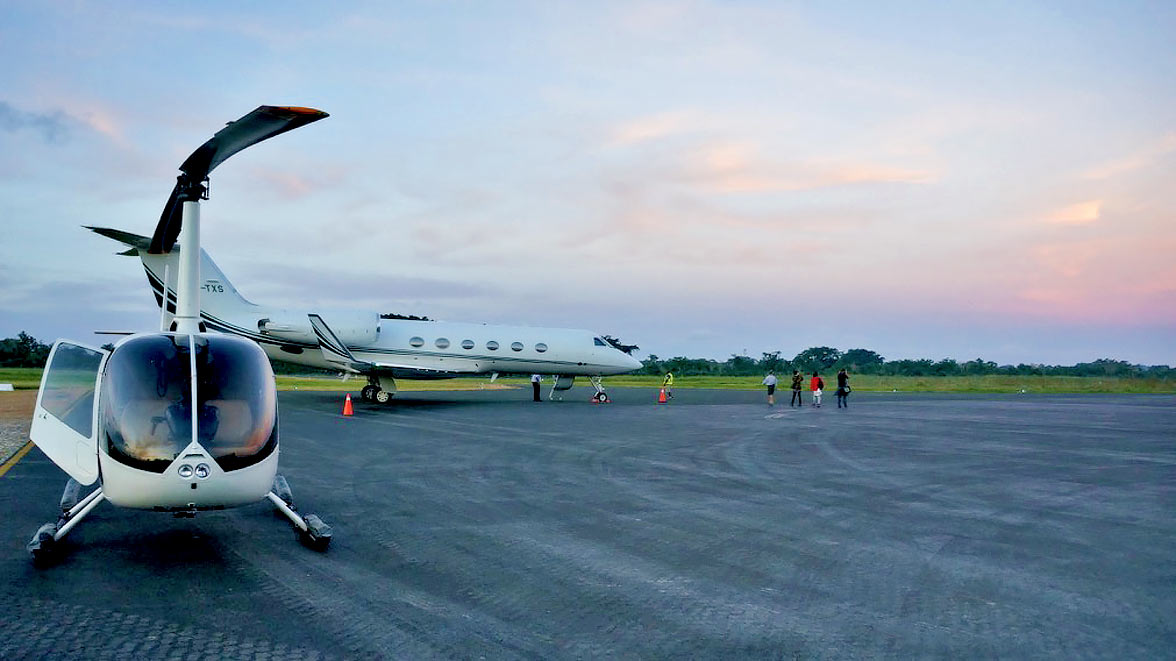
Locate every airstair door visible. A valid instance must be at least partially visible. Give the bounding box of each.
[29,340,109,485]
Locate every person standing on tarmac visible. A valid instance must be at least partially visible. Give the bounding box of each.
[810,371,824,408]
[790,370,804,407]
[762,371,778,406]
[662,370,675,399]
[531,374,542,402]
[836,369,851,408]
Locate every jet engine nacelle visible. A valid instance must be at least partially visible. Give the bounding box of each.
[257,312,315,343]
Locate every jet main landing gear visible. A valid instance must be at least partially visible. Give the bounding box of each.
[360,375,396,404]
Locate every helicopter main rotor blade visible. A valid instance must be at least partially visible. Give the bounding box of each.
[149,105,328,255]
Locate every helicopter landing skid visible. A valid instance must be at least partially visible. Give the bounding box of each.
[28,478,107,565]
[267,475,332,551]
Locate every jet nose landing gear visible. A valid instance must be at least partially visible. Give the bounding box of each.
[590,376,611,404]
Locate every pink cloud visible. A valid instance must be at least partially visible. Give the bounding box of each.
[685,142,935,193]
[1081,132,1176,180]
[607,110,703,146]
[999,233,1176,323]
[1044,200,1101,225]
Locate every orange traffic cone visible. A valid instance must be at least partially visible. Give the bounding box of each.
[343,393,354,416]
[657,388,667,404]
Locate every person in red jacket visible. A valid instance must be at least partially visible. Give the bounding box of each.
[810,371,824,408]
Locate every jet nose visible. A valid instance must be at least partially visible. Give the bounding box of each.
[624,352,643,371]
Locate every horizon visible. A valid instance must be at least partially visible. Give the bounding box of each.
[2,2,1173,366]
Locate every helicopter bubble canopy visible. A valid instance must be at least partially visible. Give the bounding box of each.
[101,334,278,473]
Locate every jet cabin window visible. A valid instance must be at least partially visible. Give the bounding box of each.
[101,335,277,473]
[511,342,524,352]
[435,338,450,349]
[487,341,499,350]
[461,339,474,350]
[535,343,548,353]
[409,337,424,348]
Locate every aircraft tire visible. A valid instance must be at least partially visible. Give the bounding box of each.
[361,385,376,401]
[374,389,392,404]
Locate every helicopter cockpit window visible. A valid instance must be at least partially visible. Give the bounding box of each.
[101,335,194,473]
[193,335,278,471]
[102,334,278,474]
[41,343,104,438]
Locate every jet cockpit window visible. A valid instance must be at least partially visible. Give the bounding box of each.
[194,335,278,472]
[101,335,194,473]
[594,337,607,346]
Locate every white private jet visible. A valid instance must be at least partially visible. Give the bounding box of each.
[88,129,641,405]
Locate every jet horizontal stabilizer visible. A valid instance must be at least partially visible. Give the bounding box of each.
[86,226,151,254]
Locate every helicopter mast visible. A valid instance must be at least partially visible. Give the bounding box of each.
[173,175,208,334]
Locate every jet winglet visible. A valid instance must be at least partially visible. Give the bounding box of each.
[308,314,368,372]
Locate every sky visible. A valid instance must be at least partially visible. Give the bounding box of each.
[1,1,1173,366]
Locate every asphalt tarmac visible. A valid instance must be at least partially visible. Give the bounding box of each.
[1,389,1174,659]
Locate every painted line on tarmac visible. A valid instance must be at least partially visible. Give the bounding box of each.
[0,441,33,479]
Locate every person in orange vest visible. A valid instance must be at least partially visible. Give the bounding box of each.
[810,371,824,408]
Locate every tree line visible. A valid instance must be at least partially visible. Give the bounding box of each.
[640,346,1174,379]
[0,332,51,368]
[2,332,1170,379]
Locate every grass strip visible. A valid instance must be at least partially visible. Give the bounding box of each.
[2,368,1170,394]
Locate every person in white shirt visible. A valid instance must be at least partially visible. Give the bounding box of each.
[762,371,778,406]
[531,374,542,402]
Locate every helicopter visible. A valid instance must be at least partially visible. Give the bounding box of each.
[26,105,333,563]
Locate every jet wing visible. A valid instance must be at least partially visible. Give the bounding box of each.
[308,314,370,373]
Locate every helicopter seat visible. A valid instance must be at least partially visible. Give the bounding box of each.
[203,399,253,455]
[116,399,177,462]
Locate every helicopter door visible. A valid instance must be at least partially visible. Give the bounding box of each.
[30,340,109,485]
